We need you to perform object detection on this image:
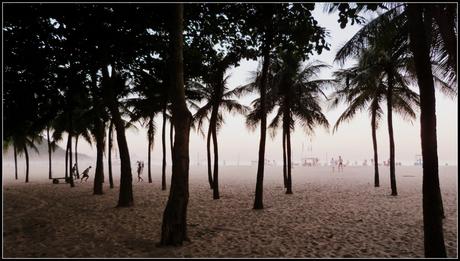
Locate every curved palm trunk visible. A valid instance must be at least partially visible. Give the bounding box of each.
[386,72,397,196]
[282,128,287,188]
[102,67,133,207]
[93,119,105,195]
[407,5,446,257]
[161,107,167,190]
[211,106,219,199]
[160,4,192,245]
[206,121,214,189]
[286,124,293,195]
[75,134,80,179]
[371,107,380,187]
[47,127,52,180]
[14,143,18,180]
[24,144,29,183]
[147,115,154,183]
[254,17,273,210]
[108,121,114,189]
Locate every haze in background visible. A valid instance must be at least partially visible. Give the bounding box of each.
[42,5,458,167]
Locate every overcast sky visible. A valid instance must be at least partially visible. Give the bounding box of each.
[57,4,458,166]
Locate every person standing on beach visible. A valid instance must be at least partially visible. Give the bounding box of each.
[71,163,78,179]
[80,166,92,182]
[331,158,335,172]
[137,161,144,182]
[338,156,344,172]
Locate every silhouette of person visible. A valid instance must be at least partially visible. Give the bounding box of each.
[331,158,335,172]
[338,156,344,172]
[80,166,92,182]
[71,163,78,179]
[137,161,144,182]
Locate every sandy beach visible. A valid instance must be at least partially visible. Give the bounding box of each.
[3,164,457,258]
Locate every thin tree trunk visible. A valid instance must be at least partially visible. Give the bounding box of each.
[371,107,380,187]
[170,119,174,160]
[282,127,287,188]
[94,119,105,195]
[75,134,80,179]
[47,127,52,180]
[211,107,219,199]
[407,5,446,257]
[14,143,18,180]
[386,70,397,196]
[160,4,192,245]
[206,121,213,189]
[253,11,273,209]
[148,116,153,183]
[286,119,293,194]
[24,144,29,183]
[68,131,74,188]
[162,106,167,190]
[65,136,69,179]
[108,121,114,189]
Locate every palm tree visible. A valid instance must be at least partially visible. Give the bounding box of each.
[331,46,420,189]
[267,53,331,194]
[192,54,250,199]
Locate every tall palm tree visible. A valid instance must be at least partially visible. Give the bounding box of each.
[267,53,331,194]
[192,54,250,199]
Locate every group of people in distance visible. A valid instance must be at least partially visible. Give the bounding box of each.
[68,160,145,183]
[331,156,344,173]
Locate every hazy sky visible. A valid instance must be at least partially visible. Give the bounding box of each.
[57,4,458,166]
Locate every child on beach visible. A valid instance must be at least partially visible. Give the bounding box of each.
[137,161,144,182]
[80,166,92,182]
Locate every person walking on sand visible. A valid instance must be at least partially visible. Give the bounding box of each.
[338,156,344,172]
[331,157,335,173]
[80,166,92,182]
[137,161,144,182]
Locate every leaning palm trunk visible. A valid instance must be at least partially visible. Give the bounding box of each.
[282,128,287,188]
[75,134,80,179]
[14,143,18,180]
[371,107,380,187]
[93,119,105,195]
[108,121,114,189]
[211,106,220,199]
[206,122,213,189]
[47,127,52,180]
[160,4,192,245]
[24,144,29,183]
[407,5,446,257]
[162,107,167,190]
[386,72,397,196]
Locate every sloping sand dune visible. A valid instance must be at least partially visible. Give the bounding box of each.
[3,165,457,258]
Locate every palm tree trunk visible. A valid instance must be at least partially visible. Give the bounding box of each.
[371,107,380,187]
[160,4,192,245]
[108,121,114,189]
[162,106,167,190]
[148,115,153,183]
[254,12,273,210]
[24,144,29,183]
[206,120,214,189]
[47,127,52,180]
[94,119,105,195]
[75,134,80,179]
[286,119,293,195]
[407,5,446,257]
[65,137,69,179]
[386,71,397,196]
[170,119,174,160]
[211,106,219,199]
[282,127,287,188]
[14,143,18,180]
[68,131,75,188]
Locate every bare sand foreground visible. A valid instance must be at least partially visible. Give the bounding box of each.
[3,164,458,258]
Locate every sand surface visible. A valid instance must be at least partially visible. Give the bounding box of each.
[3,164,458,258]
